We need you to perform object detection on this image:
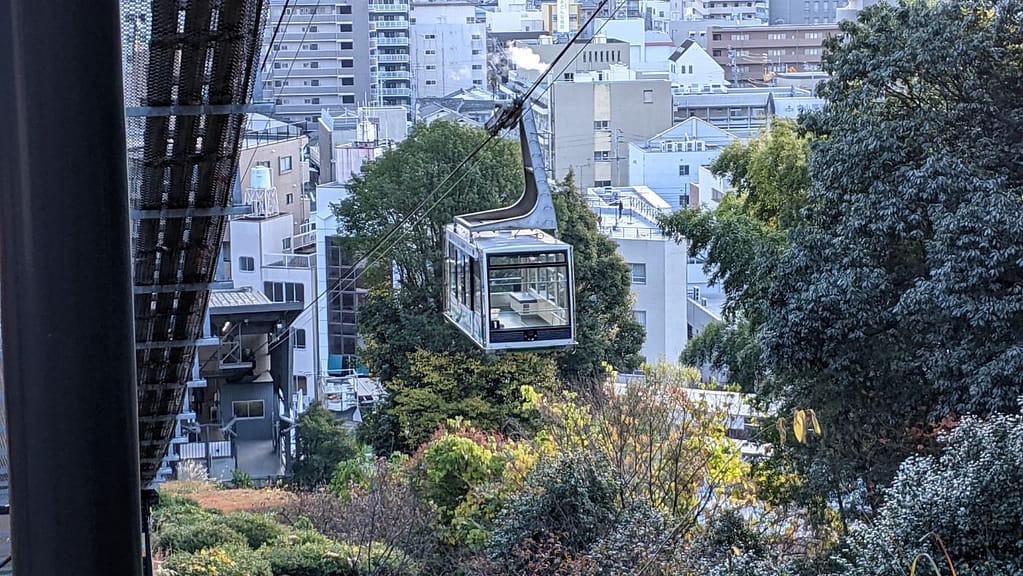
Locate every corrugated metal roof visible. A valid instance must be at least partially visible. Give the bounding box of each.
[209,288,274,309]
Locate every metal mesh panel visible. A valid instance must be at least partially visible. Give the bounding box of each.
[120,0,267,486]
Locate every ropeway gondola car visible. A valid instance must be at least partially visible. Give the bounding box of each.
[444,104,577,351]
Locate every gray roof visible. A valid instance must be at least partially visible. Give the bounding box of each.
[674,92,772,108]
[209,287,274,309]
[668,39,696,62]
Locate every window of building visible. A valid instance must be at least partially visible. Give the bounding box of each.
[712,33,722,40]
[471,33,481,40]
[593,150,610,161]
[341,59,354,68]
[594,179,612,187]
[563,72,574,81]
[342,94,355,104]
[594,120,609,130]
[805,47,821,55]
[767,33,786,40]
[286,192,294,204]
[472,79,482,85]
[264,281,305,303]
[768,48,786,56]
[341,76,354,86]
[238,256,255,272]
[294,329,306,348]
[633,310,647,327]
[471,49,482,55]
[303,97,320,104]
[630,263,647,284]
[805,32,822,39]
[304,43,318,50]
[425,49,436,55]
[466,17,474,24]
[712,49,722,57]
[340,23,353,32]
[425,34,436,39]
[295,375,308,394]
[221,242,230,262]
[731,33,750,41]
[643,89,654,103]
[340,41,353,50]
[232,400,265,419]
[679,164,690,176]
[472,64,483,70]
[339,5,352,14]
[425,65,436,70]
[279,155,293,173]
[425,80,437,85]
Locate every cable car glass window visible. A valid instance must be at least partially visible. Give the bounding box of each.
[487,251,571,331]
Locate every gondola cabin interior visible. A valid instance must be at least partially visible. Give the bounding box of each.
[445,223,576,351]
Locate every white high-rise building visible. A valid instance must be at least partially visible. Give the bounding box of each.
[411,1,488,98]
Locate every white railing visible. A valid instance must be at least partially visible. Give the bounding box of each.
[283,229,316,252]
[381,87,412,97]
[178,441,232,460]
[377,54,410,63]
[376,36,409,46]
[597,224,666,240]
[372,20,409,29]
[368,3,409,12]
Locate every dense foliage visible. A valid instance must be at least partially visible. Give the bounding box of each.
[292,402,362,488]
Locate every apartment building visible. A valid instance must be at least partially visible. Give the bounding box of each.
[411,1,488,98]
[627,117,740,210]
[261,1,412,127]
[770,0,838,25]
[705,23,840,83]
[586,186,688,365]
[238,115,312,235]
[690,0,769,21]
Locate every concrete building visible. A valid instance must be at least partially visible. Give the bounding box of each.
[769,0,838,25]
[416,87,502,126]
[238,114,312,235]
[586,186,688,365]
[411,1,488,98]
[672,85,814,137]
[627,117,740,209]
[316,107,409,183]
[504,41,672,188]
[261,0,412,127]
[705,23,840,83]
[690,0,769,21]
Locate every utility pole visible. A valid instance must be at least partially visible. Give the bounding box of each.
[0,1,144,574]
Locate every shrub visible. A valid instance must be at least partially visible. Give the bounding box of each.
[836,411,1023,576]
[164,545,272,576]
[152,494,222,533]
[155,522,246,554]
[232,469,256,489]
[220,512,289,550]
[260,531,418,576]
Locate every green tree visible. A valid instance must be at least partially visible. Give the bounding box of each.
[759,0,1023,507]
[292,403,362,487]
[336,123,644,452]
[659,119,810,392]
[552,171,645,382]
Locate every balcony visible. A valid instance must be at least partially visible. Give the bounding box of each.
[368,3,409,12]
[380,87,412,97]
[376,70,410,80]
[371,20,409,30]
[264,252,316,269]
[375,36,409,47]
[377,53,409,63]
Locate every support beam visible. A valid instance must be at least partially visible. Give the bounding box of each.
[0,2,143,575]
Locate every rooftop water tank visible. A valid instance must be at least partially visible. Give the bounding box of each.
[251,165,272,190]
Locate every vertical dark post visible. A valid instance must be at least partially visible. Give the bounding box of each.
[0,1,144,575]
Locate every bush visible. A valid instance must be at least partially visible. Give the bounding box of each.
[293,403,362,488]
[164,545,272,576]
[836,411,1023,576]
[155,522,246,554]
[260,531,417,576]
[152,494,223,534]
[232,469,256,489]
[221,512,289,550]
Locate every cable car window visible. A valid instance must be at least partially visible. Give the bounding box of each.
[487,252,571,331]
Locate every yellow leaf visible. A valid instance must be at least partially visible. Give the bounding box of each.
[732,546,742,557]
[808,409,822,436]
[793,410,807,443]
